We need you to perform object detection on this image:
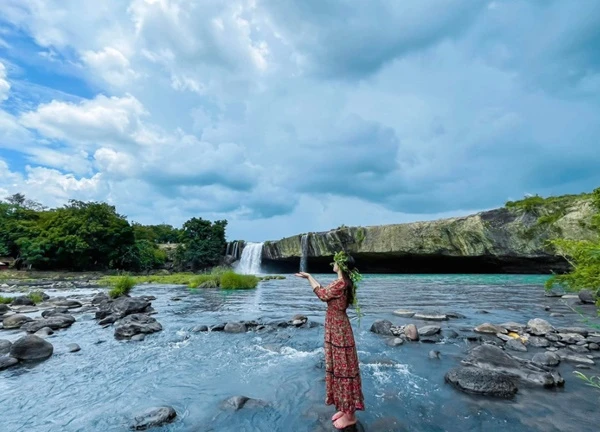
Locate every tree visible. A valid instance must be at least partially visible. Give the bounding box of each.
[177,217,227,270]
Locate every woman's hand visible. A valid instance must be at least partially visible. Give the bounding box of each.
[294,272,310,278]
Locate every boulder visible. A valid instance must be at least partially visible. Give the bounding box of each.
[443,329,460,339]
[505,339,527,352]
[130,406,177,430]
[556,327,589,337]
[404,324,419,341]
[386,338,404,347]
[224,322,247,333]
[3,314,33,329]
[51,299,82,309]
[42,307,69,318]
[527,318,554,336]
[418,325,441,337]
[0,355,18,371]
[11,296,34,306]
[21,314,76,333]
[475,323,507,335]
[528,337,550,348]
[10,335,53,361]
[0,304,11,315]
[392,310,415,318]
[34,327,54,337]
[96,296,150,320]
[555,349,595,365]
[92,293,109,305]
[370,320,393,336]
[220,396,268,411]
[578,290,596,304]
[429,350,441,359]
[67,343,81,353]
[0,339,11,355]
[462,344,564,387]
[445,367,518,398]
[114,314,162,340]
[445,311,466,319]
[192,325,209,332]
[500,322,526,333]
[291,314,308,326]
[558,333,586,344]
[414,313,448,321]
[532,352,560,367]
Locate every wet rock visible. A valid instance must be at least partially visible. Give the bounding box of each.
[42,307,69,318]
[505,339,527,352]
[210,324,225,332]
[527,318,554,336]
[98,315,118,326]
[370,320,393,336]
[21,314,76,333]
[445,311,466,319]
[556,327,589,337]
[414,313,448,321]
[532,352,561,367]
[475,323,507,335]
[51,299,82,309]
[386,338,404,347]
[3,314,33,329]
[131,334,146,342]
[114,314,162,340]
[392,310,415,318]
[0,304,10,315]
[578,290,596,304]
[546,333,560,342]
[0,355,18,370]
[500,322,526,333]
[555,350,595,365]
[220,395,268,411]
[462,344,564,387]
[418,325,441,337]
[443,329,459,339]
[224,322,247,333]
[496,333,512,342]
[404,324,419,341]
[92,293,109,305]
[0,339,11,354]
[558,333,586,344]
[445,367,518,398]
[67,343,81,352]
[11,296,34,306]
[568,345,590,354]
[95,296,150,320]
[429,350,441,359]
[130,406,176,430]
[291,314,308,326]
[587,335,600,344]
[589,343,599,350]
[528,337,550,348]
[192,325,208,332]
[10,335,53,361]
[34,327,54,337]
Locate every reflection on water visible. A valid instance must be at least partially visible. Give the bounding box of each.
[1,274,599,432]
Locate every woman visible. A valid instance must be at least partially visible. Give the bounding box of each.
[295,251,365,429]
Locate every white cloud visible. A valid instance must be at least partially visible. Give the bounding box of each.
[81,47,139,88]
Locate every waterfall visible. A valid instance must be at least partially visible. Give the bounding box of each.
[232,241,239,260]
[299,234,309,272]
[236,242,264,274]
[226,242,231,256]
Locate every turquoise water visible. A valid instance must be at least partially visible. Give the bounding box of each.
[1,274,598,431]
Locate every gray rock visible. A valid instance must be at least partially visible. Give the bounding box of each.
[370,320,393,336]
[386,338,404,347]
[589,343,599,350]
[210,324,225,332]
[21,314,76,333]
[556,327,589,337]
[0,304,10,315]
[393,309,415,318]
[114,314,162,340]
[192,325,208,332]
[546,333,560,342]
[445,367,518,398]
[505,339,527,352]
[0,355,18,370]
[568,345,590,354]
[445,311,466,319]
[224,322,247,333]
[131,334,146,342]
[429,350,441,359]
[34,327,54,337]
[558,333,586,344]
[462,344,564,387]
[92,293,109,305]
[578,290,596,304]
[3,314,33,329]
[404,324,419,341]
[11,296,34,306]
[532,352,560,367]
[587,335,600,344]
[291,314,308,326]
[99,315,118,326]
[418,325,441,337]
[475,323,507,334]
[10,335,53,361]
[527,318,554,336]
[528,336,550,348]
[95,296,150,320]
[42,307,69,318]
[414,313,448,321]
[67,343,81,352]
[555,349,595,365]
[131,406,177,430]
[0,339,11,355]
[51,299,82,309]
[220,396,268,411]
[443,329,460,339]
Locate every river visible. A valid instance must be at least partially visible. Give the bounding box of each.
[1,274,599,431]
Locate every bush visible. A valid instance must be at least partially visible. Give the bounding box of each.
[27,292,44,304]
[108,276,136,298]
[219,271,259,289]
[0,296,14,304]
[188,274,220,288]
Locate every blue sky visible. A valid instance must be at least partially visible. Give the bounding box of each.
[0,0,599,241]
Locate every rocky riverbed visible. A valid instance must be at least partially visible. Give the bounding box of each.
[1,273,599,431]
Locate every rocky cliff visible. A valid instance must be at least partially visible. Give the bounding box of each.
[262,194,599,274]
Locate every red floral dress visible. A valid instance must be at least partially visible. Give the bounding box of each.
[313,279,365,414]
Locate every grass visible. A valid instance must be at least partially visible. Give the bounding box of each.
[107,276,136,298]
[27,292,44,304]
[219,271,259,289]
[0,296,14,304]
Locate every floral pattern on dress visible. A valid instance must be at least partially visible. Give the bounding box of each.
[313,279,365,414]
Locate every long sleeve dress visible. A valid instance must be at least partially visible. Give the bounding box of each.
[313,278,365,414]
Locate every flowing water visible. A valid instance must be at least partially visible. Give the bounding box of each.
[236,243,264,275]
[1,274,600,432]
[300,235,309,272]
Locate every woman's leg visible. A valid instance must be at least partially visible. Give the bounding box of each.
[331,411,344,421]
[333,410,357,429]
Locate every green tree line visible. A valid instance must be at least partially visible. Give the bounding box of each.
[0,193,227,272]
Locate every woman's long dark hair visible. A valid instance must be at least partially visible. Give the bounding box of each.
[340,254,357,307]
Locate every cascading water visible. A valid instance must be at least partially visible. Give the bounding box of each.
[236,242,264,274]
[232,241,239,260]
[299,234,309,272]
[225,242,231,256]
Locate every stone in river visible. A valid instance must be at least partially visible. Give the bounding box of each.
[130,406,177,430]
[10,335,53,361]
[414,313,448,321]
[393,310,415,318]
[474,323,507,335]
[445,367,518,398]
[418,325,441,337]
[527,318,554,336]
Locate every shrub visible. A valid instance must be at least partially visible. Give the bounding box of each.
[0,296,14,304]
[108,276,136,298]
[219,271,259,289]
[27,292,44,304]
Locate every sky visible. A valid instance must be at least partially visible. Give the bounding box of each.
[0,0,599,242]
